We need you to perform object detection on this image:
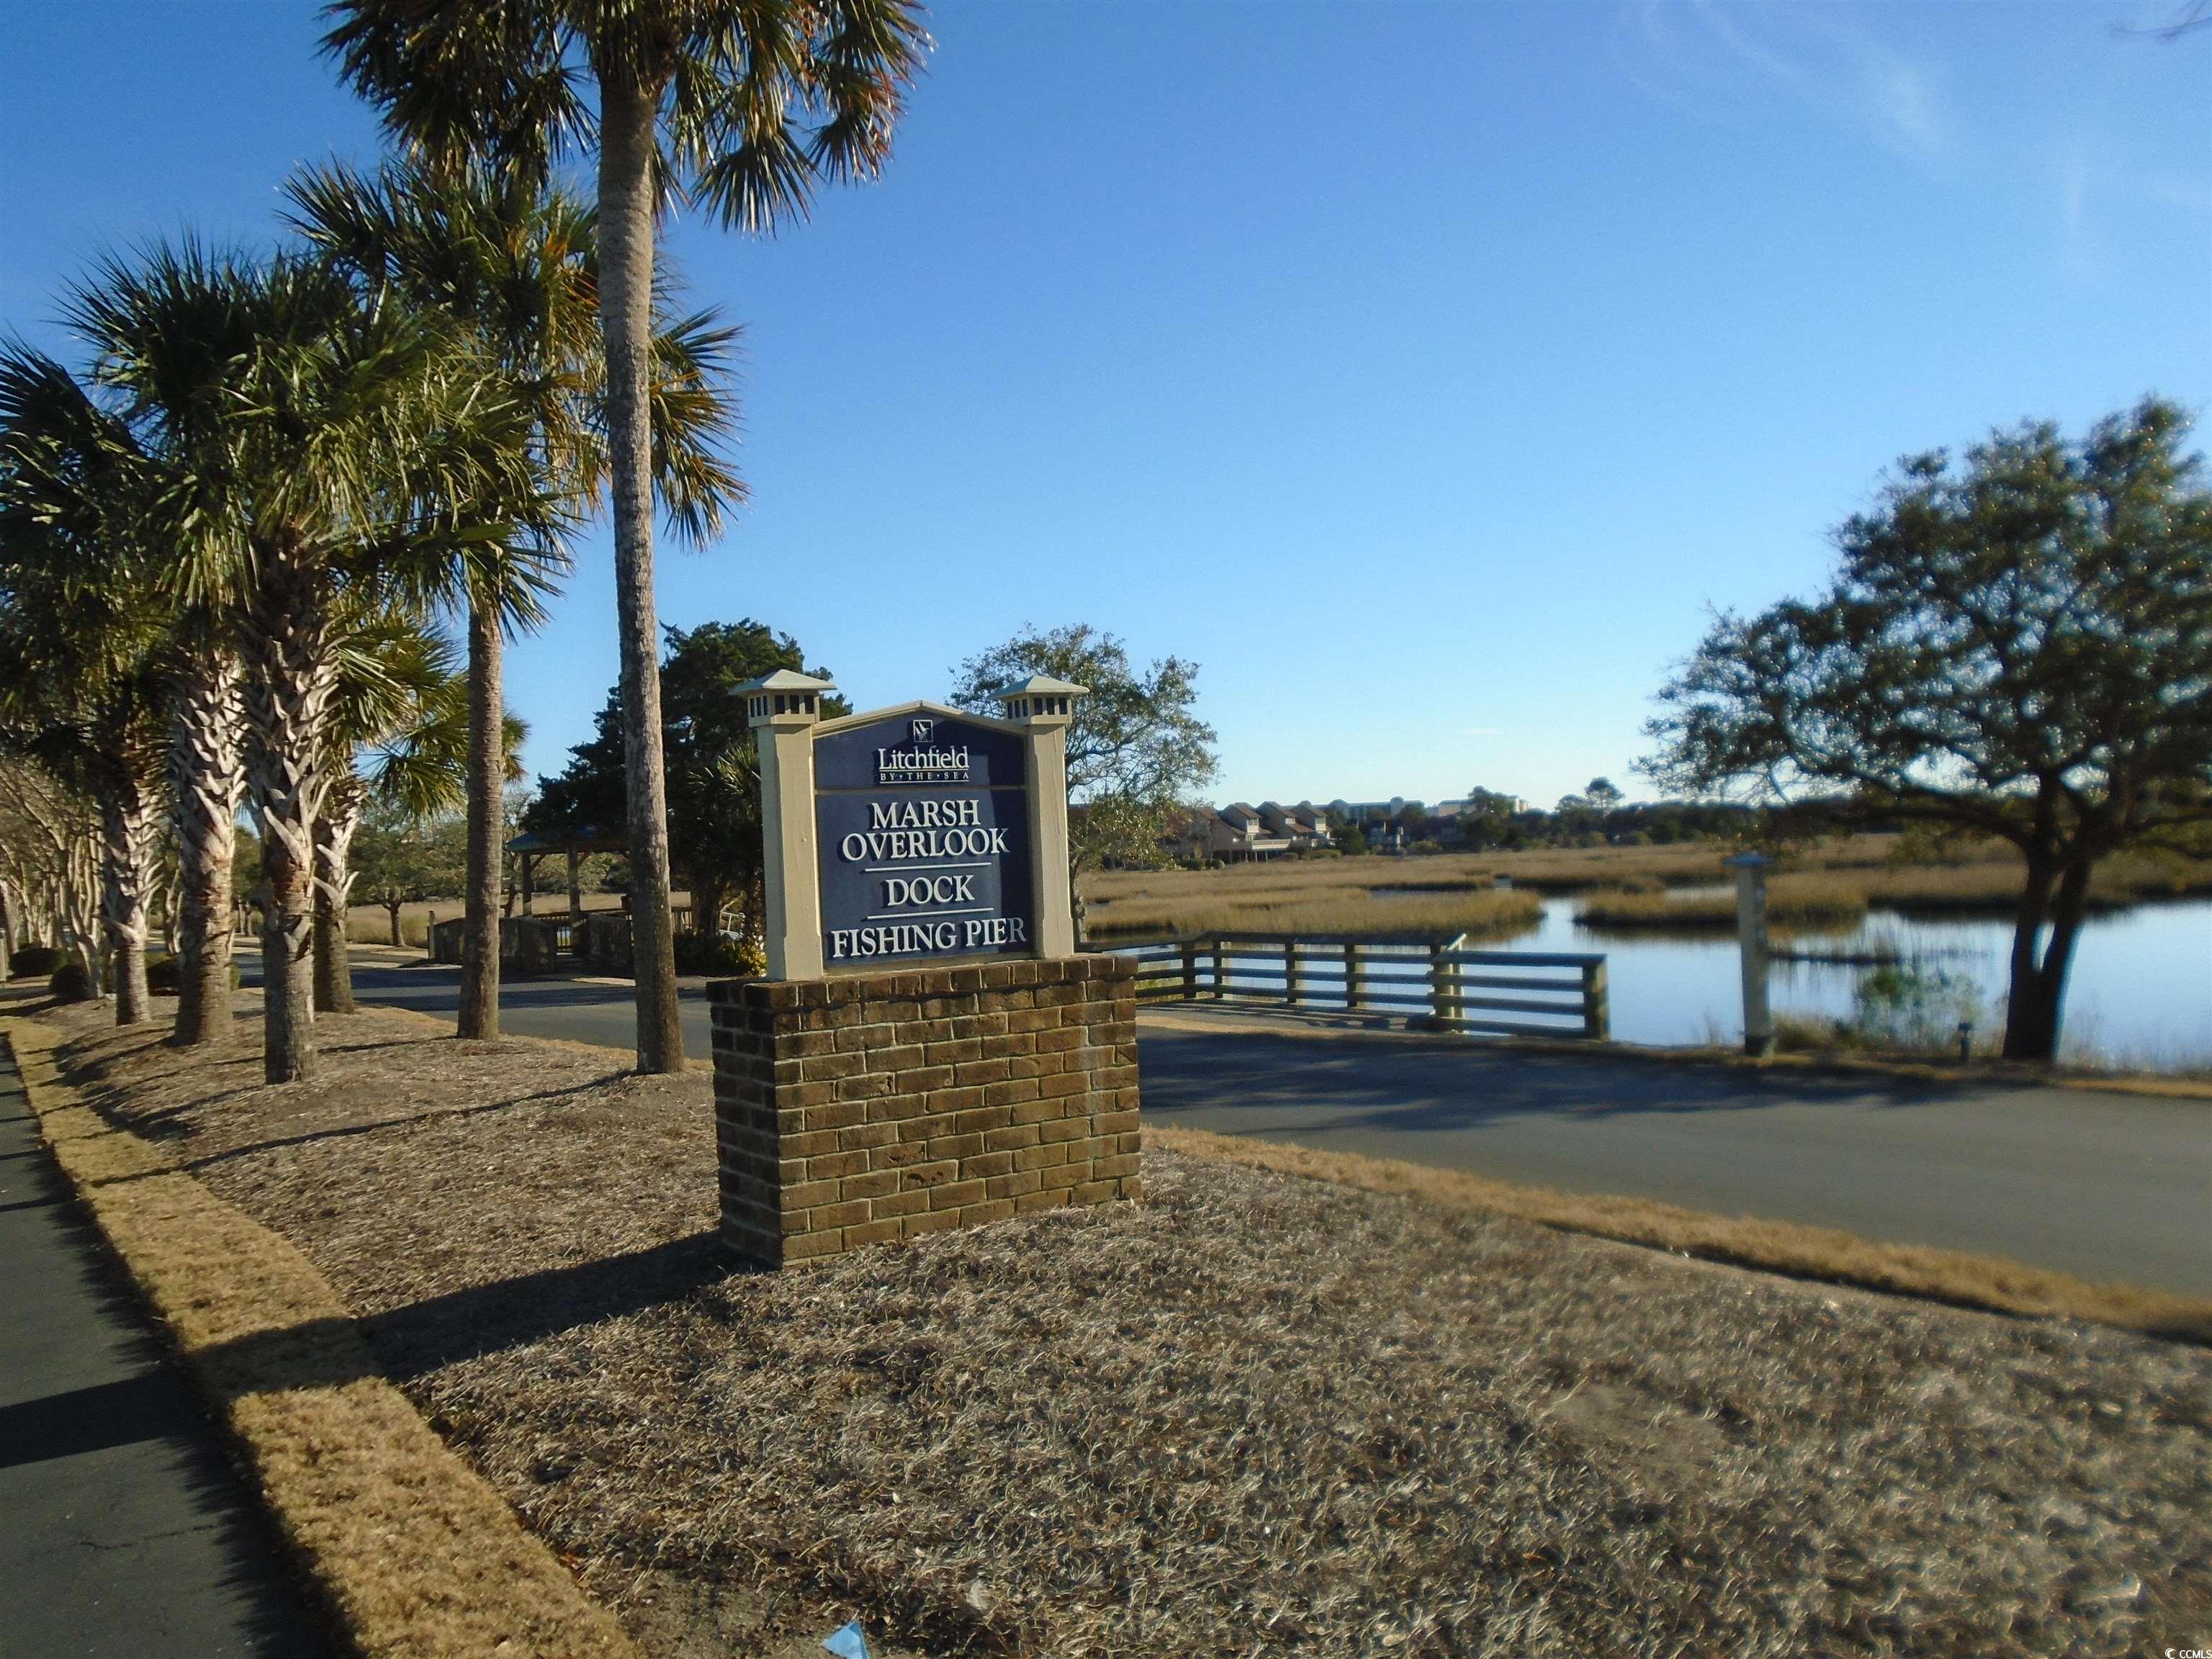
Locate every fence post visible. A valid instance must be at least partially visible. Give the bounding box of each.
[1582,958,1610,1040]
[1344,941,1363,1013]
[424,908,436,962]
[1285,940,1303,1009]
[1429,940,1449,1026]
[1180,940,1197,1001]
[1212,940,1226,999]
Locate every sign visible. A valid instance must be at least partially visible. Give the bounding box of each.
[745,677,1078,981]
[814,711,1035,966]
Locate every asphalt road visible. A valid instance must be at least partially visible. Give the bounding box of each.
[333,954,2211,1298]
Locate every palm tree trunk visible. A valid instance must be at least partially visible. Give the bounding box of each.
[97,778,155,1025]
[598,73,684,1075]
[313,771,361,1015]
[241,535,336,1084]
[458,590,503,1038]
[693,876,725,945]
[170,651,244,1046]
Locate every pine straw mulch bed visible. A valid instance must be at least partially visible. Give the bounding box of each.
[44,999,2212,1659]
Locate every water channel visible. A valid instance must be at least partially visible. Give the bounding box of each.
[1499,893,2212,1066]
[1136,895,2212,1069]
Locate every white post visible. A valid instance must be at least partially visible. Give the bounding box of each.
[1725,852,1774,1057]
[1020,715,1077,959]
[999,676,1087,961]
[746,676,832,980]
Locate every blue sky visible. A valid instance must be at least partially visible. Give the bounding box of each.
[2,1,2206,809]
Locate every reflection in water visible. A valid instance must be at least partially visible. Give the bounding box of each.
[1501,896,2212,1068]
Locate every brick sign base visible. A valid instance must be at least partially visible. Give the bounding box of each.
[709,956,1141,1266]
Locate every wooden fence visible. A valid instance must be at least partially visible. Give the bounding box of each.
[1112,933,1609,1040]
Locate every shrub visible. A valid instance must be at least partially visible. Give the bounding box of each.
[1774,1014,1856,1053]
[673,930,765,977]
[145,955,240,994]
[1842,965,1982,1053]
[11,945,61,979]
[49,961,95,1003]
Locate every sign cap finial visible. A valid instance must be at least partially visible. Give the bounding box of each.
[996,674,1088,723]
[740,668,837,729]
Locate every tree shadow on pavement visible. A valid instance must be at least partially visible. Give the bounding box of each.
[1135,1027,1989,1143]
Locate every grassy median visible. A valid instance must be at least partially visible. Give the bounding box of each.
[22,995,2211,1657]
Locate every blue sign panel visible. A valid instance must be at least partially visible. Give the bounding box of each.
[814,711,1035,968]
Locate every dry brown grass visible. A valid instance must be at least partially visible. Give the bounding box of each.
[1574,874,1869,932]
[1147,1125,2212,1342]
[1850,856,2206,915]
[23,999,2212,1658]
[3,1015,641,1659]
[344,892,646,947]
[1085,835,2212,938]
[1084,878,1542,940]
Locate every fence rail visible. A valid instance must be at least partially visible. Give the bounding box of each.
[1111,933,1609,1040]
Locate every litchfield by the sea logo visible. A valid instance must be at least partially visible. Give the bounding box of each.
[876,717,971,784]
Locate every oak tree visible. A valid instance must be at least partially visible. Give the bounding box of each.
[1644,398,2212,1060]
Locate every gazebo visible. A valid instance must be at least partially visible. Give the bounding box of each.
[504,825,626,917]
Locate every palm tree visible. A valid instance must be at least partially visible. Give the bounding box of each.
[0,346,173,1025]
[323,0,930,1073]
[284,158,739,1040]
[310,604,531,1015]
[0,756,104,986]
[313,605,468,1015]
[10,277,269,1043]
[68,239,554,1082]
[164,621,248,1045]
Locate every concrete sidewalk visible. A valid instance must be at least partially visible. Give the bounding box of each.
[0,1048,323,1657]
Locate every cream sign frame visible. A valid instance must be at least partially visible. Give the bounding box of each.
[743,673,1087,979]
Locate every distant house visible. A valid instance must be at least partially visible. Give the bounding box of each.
[1327,796,1423,827]
[1323,796,1439,850]
[1256,801,1332,850]
[1177,799,1331,862]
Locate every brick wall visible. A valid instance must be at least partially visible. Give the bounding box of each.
[709,956,1141,1267]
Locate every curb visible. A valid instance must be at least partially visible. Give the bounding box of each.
[1,1016,643,1659]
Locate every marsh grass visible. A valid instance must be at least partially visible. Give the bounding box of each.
[1083,882,1542,941]
[1852,855,2202,915]
[1574,876,1869,932]
[1086,835,2212,940]
[342,892,673,948]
